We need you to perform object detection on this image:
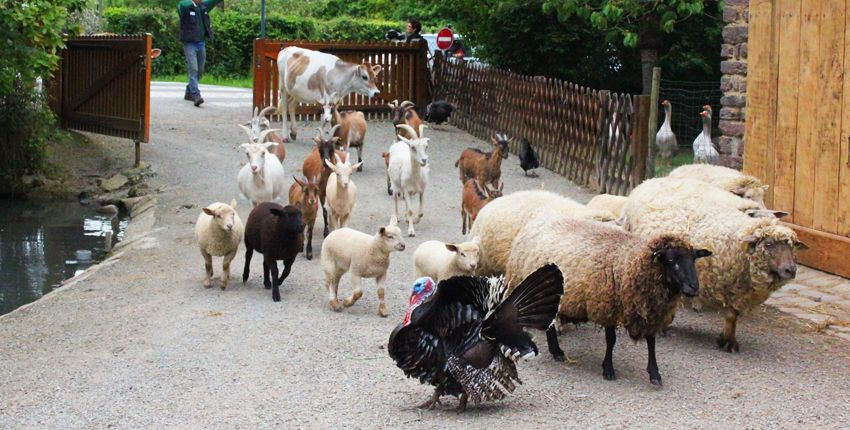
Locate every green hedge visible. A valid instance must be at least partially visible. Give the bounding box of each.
[104,7,401,78]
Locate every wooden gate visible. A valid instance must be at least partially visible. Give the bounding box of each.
[49,34,153,145]
[252,39,430,120]
[744,0,850,277]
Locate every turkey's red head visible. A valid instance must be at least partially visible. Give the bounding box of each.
[402,277,436,326]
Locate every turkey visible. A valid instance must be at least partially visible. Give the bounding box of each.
[655,100,677,173]
[388,264,563,412]
[425,100,454,126]
[519,137,540,177]
[693,105,719,164]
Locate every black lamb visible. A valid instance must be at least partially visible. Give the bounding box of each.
[388,264,563,411]
[519,138,540,177]
[425,100,454,125]
[242,202,304,302]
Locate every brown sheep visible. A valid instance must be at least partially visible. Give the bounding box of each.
[506,216,711,386]
[288,175,320,260]
[461,179,503,235]
[302,126,347,238]
[455,133,510,186]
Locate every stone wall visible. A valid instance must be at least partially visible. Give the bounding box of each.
[719,0,749,169]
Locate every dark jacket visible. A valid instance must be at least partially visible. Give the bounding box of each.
[178,0,222,43]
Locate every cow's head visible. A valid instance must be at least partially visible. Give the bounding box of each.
[352,63,382,98]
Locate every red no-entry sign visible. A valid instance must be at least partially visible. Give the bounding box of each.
[436,28,454,51]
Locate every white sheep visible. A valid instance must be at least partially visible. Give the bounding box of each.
[586,194,629,220]
[194,199,244,290]
[237,129,286,207]
[668,164,769,209]
[505,214,711,386]
[622,178,807,353]
[622,177,761,218]
[469,190,616,275]
[413,237,481,282]
[321,215,406,317]
[324,151,363,231]
[388,124,429,236]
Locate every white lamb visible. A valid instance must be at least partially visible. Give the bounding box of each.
[668,164,769,209]
[194,199,244,290]
[413,237,481,282]
[237,131,286,207]
[388,124,429,236]
[469,190,616,275]
[324,151,363,231]
[321,215,406,317]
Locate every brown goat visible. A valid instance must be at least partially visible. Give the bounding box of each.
[302,126,347,238]
[331,102,367,171]
[461,179,504,234]
[455,133,510,186]
[289,175,320,260]
[381,151,392,195]
[388,100,423,140]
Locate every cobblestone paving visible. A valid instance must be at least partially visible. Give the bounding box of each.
[767,266,850,343]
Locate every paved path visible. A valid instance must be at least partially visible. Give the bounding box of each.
[767,267,850,342]
[1,83,850,428]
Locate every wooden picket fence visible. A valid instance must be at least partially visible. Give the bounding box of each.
[432,54,649,195]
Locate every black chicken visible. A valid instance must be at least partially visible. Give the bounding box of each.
[519,137,540,177]
[425,100,454,125]
[388,264,563,411]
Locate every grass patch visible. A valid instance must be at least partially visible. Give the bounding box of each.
[654,150,694,177]
[153,74,253,89]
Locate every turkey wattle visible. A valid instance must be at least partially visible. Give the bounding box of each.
[388,264,563,411]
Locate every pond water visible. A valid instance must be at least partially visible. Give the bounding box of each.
[0,199,128,316]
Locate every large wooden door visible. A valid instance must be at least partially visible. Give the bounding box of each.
[744,0,850,277]
[50,34,153,142]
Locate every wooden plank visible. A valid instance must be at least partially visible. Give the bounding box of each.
[743,0,774,184]
[792,0,822,228]
[772,0,802,218]
[763,1,781,209]
[812,0,846,233]
[788,223,850,278]
[839,0,850,239]
[142,34,151,142]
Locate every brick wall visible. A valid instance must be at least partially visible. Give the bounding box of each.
[719,0,748,169]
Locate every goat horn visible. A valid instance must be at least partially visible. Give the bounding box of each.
[418,124,427,138]
[238,124,255,141]
[396,124,416,138]
[258,106,277,118]
[400,100,415,109]
[388,100,398,108]
[316,127,325,138]
[257,129,280,143]
[328,124,341,138]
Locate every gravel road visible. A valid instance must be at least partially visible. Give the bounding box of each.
[1,83,849,429]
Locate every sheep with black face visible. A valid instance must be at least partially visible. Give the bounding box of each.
[506,215,712,386]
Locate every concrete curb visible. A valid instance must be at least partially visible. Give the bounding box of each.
[0,195,158,321]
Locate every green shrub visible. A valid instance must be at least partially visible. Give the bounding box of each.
[103,7,403,79]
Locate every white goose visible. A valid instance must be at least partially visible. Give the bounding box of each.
[693,105,719,164]
[655,99,677,172]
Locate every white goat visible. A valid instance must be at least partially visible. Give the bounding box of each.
[324,151,363,231]
[237,129,286,207]
[387,124,429,236]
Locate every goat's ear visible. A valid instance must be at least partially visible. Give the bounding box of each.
[498,181,504,192]
[331,136,341,145]
[352,161,364,170]
[294,176,307,187]
[239,143,250,150]
[388,214,398,226]
[371,64,383,76]
[379,226,387,237]
[794,240,809,251]
[312,136,322,145]
[203,207,216,217]
[445,244,459,253]
[695,249,713,259]
[229,199,237,210]
[269,208,284,217]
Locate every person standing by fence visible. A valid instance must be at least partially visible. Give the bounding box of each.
[178,0,223,107]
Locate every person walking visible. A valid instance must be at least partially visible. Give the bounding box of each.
[178,0,223,107]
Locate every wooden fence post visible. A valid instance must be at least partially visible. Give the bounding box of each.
[631,95,650,190]
[647,67,661,179]
[596,90,611,193]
